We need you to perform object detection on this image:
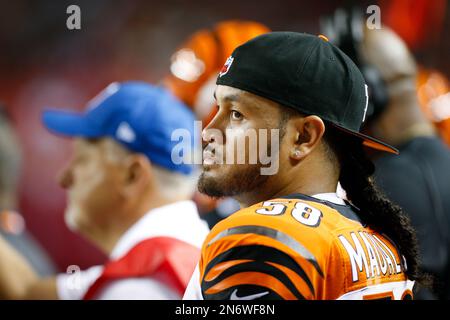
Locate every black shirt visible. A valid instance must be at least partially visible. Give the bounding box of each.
[374,136,450,299]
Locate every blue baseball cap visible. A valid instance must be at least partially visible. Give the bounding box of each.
[42,81,197,175]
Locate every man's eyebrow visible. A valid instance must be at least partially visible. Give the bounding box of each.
[214,92,239,102]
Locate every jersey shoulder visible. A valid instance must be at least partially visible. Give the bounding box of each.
[199,195,360,300]
[205,194,362,247]
[199,195,412,300]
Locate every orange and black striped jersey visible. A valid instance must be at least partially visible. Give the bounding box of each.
[184,193,414,300]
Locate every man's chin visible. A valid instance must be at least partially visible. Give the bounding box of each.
[64,207,83,233]
[198,164,269,199]
[198,170,229,198]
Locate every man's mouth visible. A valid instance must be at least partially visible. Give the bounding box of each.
[203,143,225,167]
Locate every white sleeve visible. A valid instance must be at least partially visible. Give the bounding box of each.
[182,264,203,300]
[96,278,181,300]
[56,265,103,300]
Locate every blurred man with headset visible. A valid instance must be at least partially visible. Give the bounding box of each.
[321,7,450,299]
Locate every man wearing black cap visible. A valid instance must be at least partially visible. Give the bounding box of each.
[183,32,426,300]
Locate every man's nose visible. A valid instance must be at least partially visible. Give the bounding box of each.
[202,127,215,144]
[58,167,73,189]
[202,112,223,145]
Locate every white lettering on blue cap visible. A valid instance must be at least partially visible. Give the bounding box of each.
[116,122,136,143]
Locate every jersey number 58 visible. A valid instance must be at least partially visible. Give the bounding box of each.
[255,201,323,228]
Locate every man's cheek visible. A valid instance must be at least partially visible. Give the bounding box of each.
[224,128,259,165]
[78,170,105,197]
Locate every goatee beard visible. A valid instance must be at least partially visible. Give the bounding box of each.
[197,164,269,198]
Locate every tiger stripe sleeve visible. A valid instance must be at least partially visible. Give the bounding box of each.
[198,223,325,300]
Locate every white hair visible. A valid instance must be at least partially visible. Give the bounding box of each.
[151,165,199,200]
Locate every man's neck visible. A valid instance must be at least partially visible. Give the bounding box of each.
[235,169,338,208]
[84,213,143,256]
[84,194,184,256]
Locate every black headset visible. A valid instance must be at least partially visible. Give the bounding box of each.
[320,6,389,125]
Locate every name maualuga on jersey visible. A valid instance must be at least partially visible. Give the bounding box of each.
[338,231,403,282]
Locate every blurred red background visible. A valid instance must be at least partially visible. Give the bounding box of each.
[0,0,448,271]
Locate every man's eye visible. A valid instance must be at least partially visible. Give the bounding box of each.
[230,110,243,121]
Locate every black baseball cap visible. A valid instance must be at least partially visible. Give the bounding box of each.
[216,32,398,154]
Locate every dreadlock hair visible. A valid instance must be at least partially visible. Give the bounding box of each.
[322,123,432,289]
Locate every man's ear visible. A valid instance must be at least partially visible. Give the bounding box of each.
[122,154,152,195]
[289,115,325,161]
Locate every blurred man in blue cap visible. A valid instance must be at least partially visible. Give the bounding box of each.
[0,81,209,299]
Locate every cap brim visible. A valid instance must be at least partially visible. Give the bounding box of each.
[331,123,399,155]
[42,109,103,138]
